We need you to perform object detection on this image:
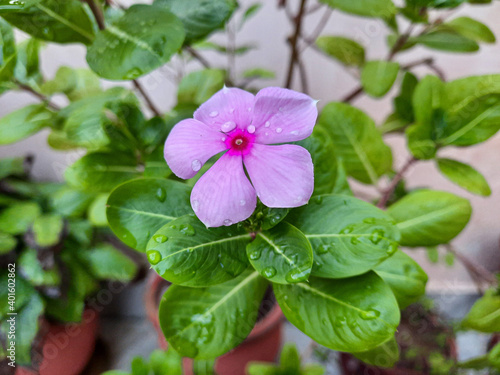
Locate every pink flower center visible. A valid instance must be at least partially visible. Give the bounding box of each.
[224,128,255,156]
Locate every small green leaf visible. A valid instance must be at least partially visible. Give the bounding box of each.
[177,69,225,106]
[394,72,418,123]
[0,104,53,145]
[32,214,64,248]
[0,201,41,235]
[247,222,313,284]
[87,193,109,227]
[65,151,141,193]
[86,4,185,80]
[288,195,400,279]
[240,2,262,28]
[462,289,500,333]
[436,158,491,196]
[319,0,396,18]
[374,250,428,309]
[387,190,472,247]
[426,246,439,263]
[318,102,392,184]
[352,336,399,367]
[80,244,137,282]
[414,30,479,52]
[41,66,101,101]
[150,349,183,375]
[0,232,16,254]
[49,186,95,217]
[445,17,495,43]
[0,18,16,83]
[280,343,301,372]
[14,38,42,88]
[488,343,500,369]
[274,272,400,352]
[242,68,275,80]
[146,215,250,286]
[106,178,192,252]
[154,0,237,43]
[159,269,268,359]
[0,157,26,179]
[1,0,97,45]
[361,60,400,98]
[316,36,365,67]
[18,248,60,286]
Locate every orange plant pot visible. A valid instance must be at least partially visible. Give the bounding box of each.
[15,308,99,375]
[145,272,284,375]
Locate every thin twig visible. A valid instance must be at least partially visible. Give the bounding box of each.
[284,0,308,89]
[445,245,498,286]
[16,82,60,111]
[299,7,333,53]
[342,86,363,103]
[297,57,310,94]
[185,46,211,69]
[377,156,417,208]
[84,0,105,30]
[132,80,162,117]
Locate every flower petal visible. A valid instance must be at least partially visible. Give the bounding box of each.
[164,119,227,179]
[191,153,257,227]
[194,87,255,132]
[244,144,314,207]
[252,87,318,144]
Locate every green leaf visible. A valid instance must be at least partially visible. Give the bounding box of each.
[65,151,141,193]
[246,363,280,375]
[361,60,400,98]
[280,343,301,372]
[260,207,290,231]
[247,222,313,284]
[288,195,400,279]
[387,190,472,247]
[445,17,495,43]
[413,30,479,52]
[315,36,365,67]
[0,201,41,235]
[1,0,97,45]
[319,0,396,18]
[436,158,491,196]
[41,66,101,101]
[374,250,428,309]
[0,156,25,179]
[394,72,418,123]
[18,248,60,286]
[0,18,16,82]
[150,349,183,375]
[193,359,217,375]
[0,104,53,145]
[80,244,137,282]
[154,0,237,43]
[242,68,275,80]
[318,102,392,184]
[426,247,439,263]
[274,272,400,352]
[302,364,326,375]
[177,69,225,106]
[49,186,95,217]
[159,269,268,359]
[87,193,109,226]
[0,231,16,254]
[146,215,250,286]
[32,214,64,247]
[106,178,192,252]
[488,343,500,369]
[352,336,399,367]
[86,4,185,80]
[240,2,262,28]
[14,38,42,88]
[461,289,500,332]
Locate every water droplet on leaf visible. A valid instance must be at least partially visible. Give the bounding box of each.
[147,250,162,265]
[156,187,166,202]
[263,267,277,278]
[153,234,168,243]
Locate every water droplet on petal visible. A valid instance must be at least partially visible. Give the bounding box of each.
[247,107,252,112]
[265,132,269,136]
[221,137,226,141]
[290,130,299,136]
[265,121,271,128]
[192,200,199,212]
[221,121,236,132]
[276,128,282,133]
[153,234,168,243]
[191,160,202,172]
[209,111,219,117]
[263,266,277,278]
[223,219,233,226]
[156,187,166,202]
[147,250,162,265]
[247,125,256,134]
[240,200,246,206]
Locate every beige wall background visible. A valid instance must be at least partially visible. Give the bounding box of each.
[1,0,499,292]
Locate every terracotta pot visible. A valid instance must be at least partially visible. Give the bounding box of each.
[15,308,99,375]
[145,271,284,375]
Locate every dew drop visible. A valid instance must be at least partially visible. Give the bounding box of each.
[147,250,162,265]
[249,249,262,260]
[192,200,200,212]
[240,200,246,206]
[340,225,354,234]
[363,217,377,224]
[247,125,256,134]
[221,121,236,132]
[191,159,202,172]
[276,127,283,133]
[221,136,226,142]
[169,224,177,229]
[387,243,398,256]
[314,196,323,205]
[263,266,277,278]
[350,236,359,245]
[180,224,196,236]
[223,219,233,226]
[290,130,299,136]
[285,268,310,283]
[153,234,168,243]
[265,121,271,128]
[265,132,269,136]
[360,309,380,320]
[317,244,331,255]
[156,187,166,202]
[247,107,252,112]
[209,111,219,117]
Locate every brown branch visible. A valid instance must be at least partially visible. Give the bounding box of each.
[132,80,162,117]
[377,156,417,209]
[299,7,333,53]
[297,57,309,95]
[284,0,308,89]
[84,0,105,30]
[445,245,498,288]
[342,86,363,103]
[185,46,211,69]
[16,82,60,111]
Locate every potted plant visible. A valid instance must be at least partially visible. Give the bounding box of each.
[0,0,499,374]
[0,157,138,375]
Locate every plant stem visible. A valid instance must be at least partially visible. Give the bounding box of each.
[185,46,211,69]
[445,245,498,287]
[16,82,60,111]
[342,86,363,103]
[377,156,417,209]
[132,80,162,117]
[284,0,308,89]
[84,0,105,30]
[297,57,310,94]
[299,7,333,53]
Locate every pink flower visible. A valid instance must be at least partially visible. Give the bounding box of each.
[164,87,317,227]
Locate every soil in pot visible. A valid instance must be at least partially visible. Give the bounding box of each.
[14,308,99,375]
[341,303,457,375]
[145,272,283,375]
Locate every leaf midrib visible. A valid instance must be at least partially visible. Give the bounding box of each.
[35,3,94,42]
[107,205,176,220]
[257,232,298,268]
[395,204,463,230]
[106,25,163,62]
